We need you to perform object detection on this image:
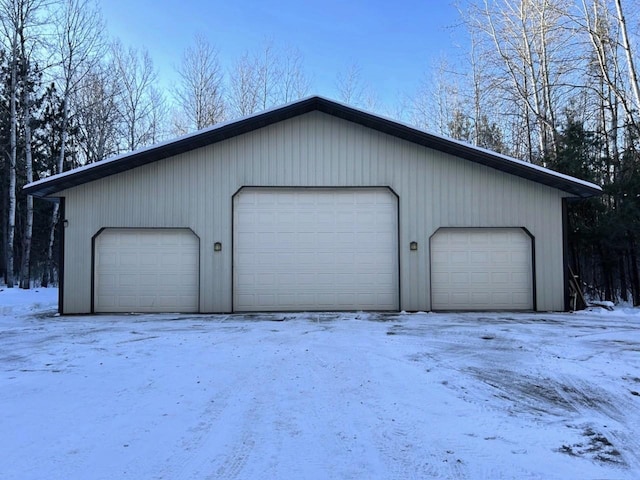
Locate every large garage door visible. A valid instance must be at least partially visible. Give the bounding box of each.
[431,228,533,311]
[233,188,399,311]
[94,228,199,313]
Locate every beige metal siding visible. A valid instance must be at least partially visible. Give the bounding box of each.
[60,111,567,313]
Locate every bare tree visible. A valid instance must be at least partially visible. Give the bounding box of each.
[407,60,463,136]
[147,85,169,143]
[0,0,45,287]
[335,62,378,110]
[614,0,640,114]
[466,0,577,160]
[572,0,640,176]
[112,41,162,150]
[0,0,19,288]
[254,41,283,110]
[228,51,261,117]
[19,80,34,289]
[45,0,103,286]
[228,42,279,117]
[578,0,622,171]
[228,41,311,117]
[174,34,225,132]
[73,61,121,164]
[18,8,39,288]
[468,27,486,146]
[53,0,103,169]
[278,46,310,103]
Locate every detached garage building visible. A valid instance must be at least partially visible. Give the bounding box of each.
[24,96,601,314]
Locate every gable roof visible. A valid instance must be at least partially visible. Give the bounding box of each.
[24,95,602,199]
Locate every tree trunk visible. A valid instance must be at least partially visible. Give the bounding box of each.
[1,170,7,284]
[6,36,18,288]
[44,95,69,286]
[629,237,640,306]
[44,204,59,287]
[536,0,558,158]
[619,253,628,302]
[20,84,33,289]
[599,244,613,301]
[614,0,640,115]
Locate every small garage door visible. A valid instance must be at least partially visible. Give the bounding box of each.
[233,188,399,311]
[431,228,533,311]
[94,228,199,313]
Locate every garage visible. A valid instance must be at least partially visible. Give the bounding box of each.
[25,96,602,313]
[94,228,199,313]
[430,228,533,311]
[233,188,399,311]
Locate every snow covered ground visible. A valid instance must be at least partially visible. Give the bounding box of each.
[1,288,639,479]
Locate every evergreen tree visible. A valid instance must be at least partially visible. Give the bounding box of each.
[550,117,640,304]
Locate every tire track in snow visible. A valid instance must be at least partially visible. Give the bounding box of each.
[271,339,381,479]
[208,413,257,480]
[151,382,238,479]
[176,333,314,479]
[362,337,472,479]
[152,327,261,480]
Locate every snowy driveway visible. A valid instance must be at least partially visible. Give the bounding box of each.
[1,291,639,479]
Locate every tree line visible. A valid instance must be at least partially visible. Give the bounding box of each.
[412,0,640,305]
[1,0,639,306]
[0,0,318,289]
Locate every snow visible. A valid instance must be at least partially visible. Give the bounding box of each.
[1,288,639,479]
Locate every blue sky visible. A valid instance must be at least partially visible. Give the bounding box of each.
[100,0,466,110]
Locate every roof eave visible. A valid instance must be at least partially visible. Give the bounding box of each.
[23,96,602,199]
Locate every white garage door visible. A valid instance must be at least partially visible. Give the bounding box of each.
[94,229,199,313]
[234,188,399,311]
[431,228,533,311]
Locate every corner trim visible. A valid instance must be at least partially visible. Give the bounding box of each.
[58,198,65,314]
[562,198,570,311]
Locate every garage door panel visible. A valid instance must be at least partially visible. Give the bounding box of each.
[511,251,529,263]
[335,272,356,284]
[94,229,199,313]
[137,296,157,307]
[119,252,138,265]
[119,273,140,287]
[491,272,510,284]
[118,235,137,246]
[295,272,314,284]
[471,235,490,245]
[376,293,396,304]
[469,292,489,304]
[450,253,470,265]
[257,273,276,284]
[512,292,531,303]
[295,293,315,304]
[451,272,469,284]
[451,292,471,305]
[431,228,533,311]
[316,273,334,284]
[117,296,138,308]
[139,253,159,266]
[234,188,399,311]
[237,252,255,264]
[469,272,488,283]
[432,292,449,304]
[275,253,295,265]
